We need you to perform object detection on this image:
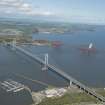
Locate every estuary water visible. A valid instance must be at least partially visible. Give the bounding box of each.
[26,26,105,88]
[0,25,105,105]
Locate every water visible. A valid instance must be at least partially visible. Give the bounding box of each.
[0,45,69,105]
[0,26,105,105]
[0,46,68,91]
[0,26,105,90]
[25,26,105,88]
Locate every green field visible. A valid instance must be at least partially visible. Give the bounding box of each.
[38,92,99,105]
[96,88,105,97]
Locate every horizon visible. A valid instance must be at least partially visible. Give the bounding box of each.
[0,0,105,25]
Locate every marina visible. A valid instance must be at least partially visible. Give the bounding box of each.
[0,79,25,92]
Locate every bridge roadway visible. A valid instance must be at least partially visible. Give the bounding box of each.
[9,44,105,102]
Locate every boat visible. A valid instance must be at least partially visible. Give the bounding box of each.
[79,43,96,53]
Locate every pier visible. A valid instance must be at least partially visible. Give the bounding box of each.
[7,43,105,102]
[0,79,25,92]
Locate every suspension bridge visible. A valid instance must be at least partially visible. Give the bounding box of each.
[4,40,105,102]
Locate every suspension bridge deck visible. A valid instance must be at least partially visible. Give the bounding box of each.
[8,44,105,102]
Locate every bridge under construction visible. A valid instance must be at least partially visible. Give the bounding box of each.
[4,42,105,102]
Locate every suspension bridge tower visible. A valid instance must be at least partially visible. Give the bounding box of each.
[42,53,49,71]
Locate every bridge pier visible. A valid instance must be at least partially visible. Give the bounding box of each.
[69,81,72,86]
[68,81,73,89]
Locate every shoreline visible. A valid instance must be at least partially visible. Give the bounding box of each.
[31,85,105,105]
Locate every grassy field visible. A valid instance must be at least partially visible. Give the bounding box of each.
[38,92,99,105]
[96,88,105,97]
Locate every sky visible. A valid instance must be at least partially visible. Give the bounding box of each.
[0,0,105,24]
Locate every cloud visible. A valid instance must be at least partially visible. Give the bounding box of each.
[5,10,12,14]
[25,10,54,17]
[19,3,32,12]
[0,0,54,17]
[0,0,22,7]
